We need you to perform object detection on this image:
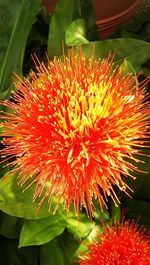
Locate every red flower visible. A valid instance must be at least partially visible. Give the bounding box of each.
[0,50,149,215]
[79,221,150,265]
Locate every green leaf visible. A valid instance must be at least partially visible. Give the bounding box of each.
[0,172,63,219]
[19,214,66,247]
[0,0,41,95]
[65,19,89,46]
[48,0,80,57]
[118,59,138,87]
[76,223,104,259]
[40,223,106,265]
[66,213,95,239]
[0,212,23,239]
[78,38,150,71]
[40,239,65,265]
[40,230,79,265]
[119,59,136,76]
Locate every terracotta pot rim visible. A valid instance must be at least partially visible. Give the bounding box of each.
[98,9,137,30]
[96,0,139,28]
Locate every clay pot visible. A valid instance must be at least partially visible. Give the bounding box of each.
[92,0,139,38]
[42,0,139,38]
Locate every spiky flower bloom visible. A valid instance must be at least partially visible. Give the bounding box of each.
[0,50,149,215]
[79,221,150,265]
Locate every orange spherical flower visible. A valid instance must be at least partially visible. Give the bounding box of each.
[79,221,150,265]
[0,50,149,215]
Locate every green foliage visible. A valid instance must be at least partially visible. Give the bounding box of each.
[78,38,150,71]
[0,1,150,264]
[48,0,96,57]
[0,172,63,219]
[19,215,66,247]
[65,19,89,46]
[48,0,81,57]
[40,230,80,265]
[66,214,95,240]
[0,0,41,95]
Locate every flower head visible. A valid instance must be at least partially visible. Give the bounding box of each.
[0,50,149,215]
[79,221,150,265]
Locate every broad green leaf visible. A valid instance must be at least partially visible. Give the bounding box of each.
[78,38,150,71]
[118,59,138,86]
[48,0,80,57]
[37,217,107,264]
[66,213,95,239]
[0,0,41,95]
[40,239,65,265]
[0,212,23,239]
[40,238,67,265]
[0,172,63,219]
[40,230,79,265]
[19,214,66,247]
[65,19,89,46]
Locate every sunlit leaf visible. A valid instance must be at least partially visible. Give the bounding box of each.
[0,172,63,219]
[65,19,89,46]
[19,215,66,247]
[66,213,94,239]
